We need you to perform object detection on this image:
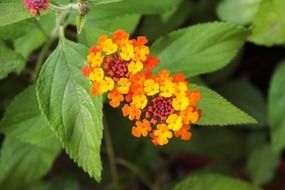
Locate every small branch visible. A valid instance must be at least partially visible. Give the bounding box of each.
[115,158,160,190]
[104,119,119,186]
[30,36,56,82]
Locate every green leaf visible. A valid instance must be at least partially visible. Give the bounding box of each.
[79,28,108,47]
[89,0,182,15]
[0,0,49,26]
[0,45,25,80]
[246,144,280,185]
[14,14,55,59]
[36,38,103,181]
[0,20,31,40]
[0,0,31,26]
[85,14,140,34]
[249,0,285,46]
[140,0,190,41]
[268,60,285,151]
[216,80,266,127]
[173,174,261,190]
[0,86,61,190]
[152,22,249,77]
[79,14,140,47]
[217,0,261,25]
[191,84,257,126]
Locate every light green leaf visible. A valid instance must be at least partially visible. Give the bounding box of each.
[152,22,249,77]
[0,45,25,80]
[249,0,285,46]
[36,38,103,181]
[268,60,285,151]
[0,20,31,40]
[173,174,261,190]
[191,84,257,126]
[0,0,49,26]
[217,0,261,25]
[247,144,280,185]
[216,80,266,127]
[0,86,61,190]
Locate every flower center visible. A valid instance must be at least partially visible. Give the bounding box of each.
[147,96,174,123]
[104,54,130,82]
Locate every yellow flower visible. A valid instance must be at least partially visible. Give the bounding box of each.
[144,79,159,96]
[128,61,143,74]
[88,68,104,82]
[160,80,175,98]
[174,82,187,97]
[153,124,173,146]
[120,44,134,61]
[118,78,131,94]
[131,95,148,109]
[87,52,103,67]
[166,114,183,131]
[98,77,114,93]
[102,39,118,55]
[172,95,189,111]
[134,46,149,61]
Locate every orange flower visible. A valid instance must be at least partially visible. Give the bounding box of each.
[132,119,152,137]
[108,88,124,108]
[174,125,192,140]
[122,104,141,120]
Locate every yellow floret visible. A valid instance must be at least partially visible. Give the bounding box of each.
[128,61,143,74]
[166,114,183,131]
[120,44,134,61]
[118,78,131,94]
[131,95,148,109]
[102,39,118,55]
[144,79,159,96]
[172,95,190,111]
[160,80,175,98]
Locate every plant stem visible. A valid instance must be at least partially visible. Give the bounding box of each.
[30,36,55,82]
[104,119,119,186]
[115,158,160,190]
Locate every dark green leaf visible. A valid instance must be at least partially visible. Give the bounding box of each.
[268,60,285,151]
[36,38,103,181]
[246,144,280,185]
[152,22,249,77]
[216,80,266,127]
[173,174,261,190]
[0,86,61,190]
[0,45,25,80]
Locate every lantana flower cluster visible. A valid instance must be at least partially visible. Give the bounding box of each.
[82,30,202,146]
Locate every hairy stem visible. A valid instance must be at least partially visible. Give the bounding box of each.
[104,120,119,186]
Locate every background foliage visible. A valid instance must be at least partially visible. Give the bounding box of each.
[0,0,285,189]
